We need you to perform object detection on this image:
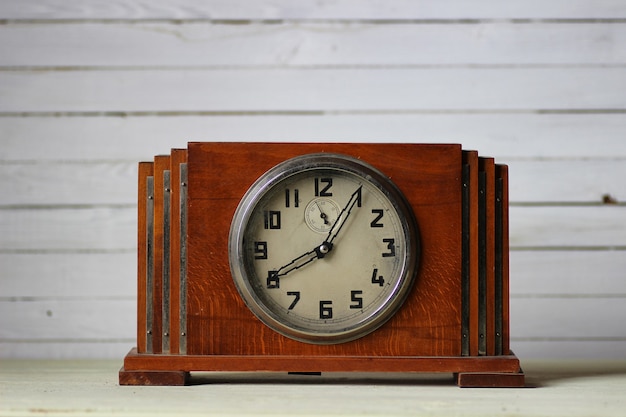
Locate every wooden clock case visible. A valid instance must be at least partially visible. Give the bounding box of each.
[119,143,524,387]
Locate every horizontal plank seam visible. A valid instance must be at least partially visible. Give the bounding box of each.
[0,249,135,254]
[2,18,626,25]
[0,159,141,164]
[2,109,626,118]
[510,246,626,251]
[2,201,625,210]
[3,155,626,165]
[2,157,626,164]
[512,337,626,342]
[510,294,626,299]
[0,204,137,210]
[3,64,626,71]
[0,338,135,343]
[7,247,622,255]
[1,247,625,255]
[510,202,626,207]
[0,296,135,302]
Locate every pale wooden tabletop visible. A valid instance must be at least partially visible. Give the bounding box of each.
[1,359,625,417]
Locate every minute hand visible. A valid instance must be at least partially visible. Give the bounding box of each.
[326,185,362,245]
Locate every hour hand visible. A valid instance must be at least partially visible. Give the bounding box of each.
[274,242,334,278]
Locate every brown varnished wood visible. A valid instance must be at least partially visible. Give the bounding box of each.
[186,143,463,357]
[463,151,480,356]
[152,155,170,353]
[136,162,153,353]
[497,164,511,355]
[122,345,523,386]
[123,347,521,374]
[479,157,496,356]
[122,143,520,387]
[119,365,189,386]
[456,369,525,388]
[168,149,187,354]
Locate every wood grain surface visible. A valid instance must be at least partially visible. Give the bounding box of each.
[185,143,462,357]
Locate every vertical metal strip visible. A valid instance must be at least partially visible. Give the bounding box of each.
[478,171,487,356]
[162,170,171,353]
[461,164,470,356]
[145,176,155,354]
[179,163,188,355]
[494,177,504,355]
[499,165,511,355]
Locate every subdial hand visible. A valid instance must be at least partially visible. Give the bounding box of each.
[315,201,330,225]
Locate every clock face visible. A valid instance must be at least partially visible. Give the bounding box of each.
[229,153,419,344]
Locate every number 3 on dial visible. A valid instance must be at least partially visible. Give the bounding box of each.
[229,153,420,344]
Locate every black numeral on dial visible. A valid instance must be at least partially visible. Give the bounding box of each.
[254,241,268,259]
[319,300,333,319]
[266,271,279,288]
[382,238,396,257]
[350,290,363,309]
[371,268,385,286]
[314,177,333,197]
[285,189,299,208]
[370,209,384,228]
[263,210,281,229]
[287,291,300,310]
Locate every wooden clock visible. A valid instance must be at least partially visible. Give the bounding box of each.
[119,143,524,387]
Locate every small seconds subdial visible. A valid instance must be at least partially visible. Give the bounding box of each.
[304,198,341,233]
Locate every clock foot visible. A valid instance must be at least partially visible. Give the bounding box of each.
[455,369,525,388]
[119,367,189,386]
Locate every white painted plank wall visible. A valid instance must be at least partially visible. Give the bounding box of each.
[0,0,625,20]
[0,0,625,360]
